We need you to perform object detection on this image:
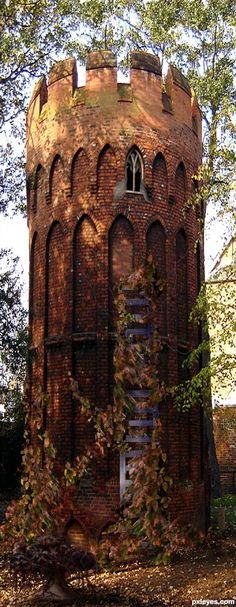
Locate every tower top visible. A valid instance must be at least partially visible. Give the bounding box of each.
[27,51,200,136]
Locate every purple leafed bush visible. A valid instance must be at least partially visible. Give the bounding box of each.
[10,534,98,595]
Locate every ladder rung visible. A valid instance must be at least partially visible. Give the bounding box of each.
[124,450,143,458]
[125,328,152,336]
[128,389,151,398]
[126,436,152,443]
[126,298,150,306]
[128,419,154,427]
[134,406,159,415]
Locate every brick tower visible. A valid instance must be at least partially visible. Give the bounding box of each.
[26,50,209,541]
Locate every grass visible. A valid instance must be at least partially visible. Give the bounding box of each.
[211,494,236,527]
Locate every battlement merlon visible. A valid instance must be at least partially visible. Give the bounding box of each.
[26,50,202,138]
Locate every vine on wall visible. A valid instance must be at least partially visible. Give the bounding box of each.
[1,257,201,561]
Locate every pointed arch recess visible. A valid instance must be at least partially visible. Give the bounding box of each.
[152,153,168,204]
[72,216,98,452]
[176,229,188,341]
[97,144,117,201]
[175,162,187,205]
[109,215,134,289]
[146,220,167,336]
[71,149,89,198]
[33,164,44,213]
[108,215,134,329]
[108,215,134,401]
[30,231,42,345]
[45,221,66,337]
[73,215,98,333]
[49,155,64,205]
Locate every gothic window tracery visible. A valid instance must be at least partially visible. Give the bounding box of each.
[126,148,143,192]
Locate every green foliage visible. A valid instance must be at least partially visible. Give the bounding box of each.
[0,257,207,563]
[0,387,92,551]
[0,249,27,425]
[0,250,27,381]
[211,495,236,527]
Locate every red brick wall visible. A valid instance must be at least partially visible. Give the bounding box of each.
[50,155,65,206]
[26,50,208,537]
[152,153,168,205]
[71,149,89,198]
[46,222,66,338]
[109,216,134,327]
[175,161,187,206]
[176,229,188,342]
[33,165,44,213]
[73,216,98,333]
[98,145,117,203]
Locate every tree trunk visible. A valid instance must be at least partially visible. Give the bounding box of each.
[206,411,221,498]
[33,573,81,602]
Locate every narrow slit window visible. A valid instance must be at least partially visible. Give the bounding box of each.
[126,149,143,192]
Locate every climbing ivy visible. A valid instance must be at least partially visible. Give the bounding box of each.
[71,257,174,558]
[1,257,202,562]
[0,386,91,551]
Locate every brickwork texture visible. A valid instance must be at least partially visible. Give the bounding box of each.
[26,50,209,541]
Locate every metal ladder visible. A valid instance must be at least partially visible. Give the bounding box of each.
[119,293,159,503]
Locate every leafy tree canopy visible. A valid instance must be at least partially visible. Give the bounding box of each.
[0,249,27,420]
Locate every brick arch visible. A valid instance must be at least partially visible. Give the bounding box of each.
[32,164,44,213]
[108,215,134,328]
[72,216,98,456]
[66,519,89,550]
[97,144,117,202]
[29,231,41,345]
[152,153,168,205]
[108,215,134,403]
[125,142,145,162]
[29,230,44,402]
[45,221,66,337]
[73,215,98,333]
[146,220,167,336]
[176,228,188,341]
[49,154,64,205]
[109,214,134,288]
[71,148,89,198]
[175,161,187,205]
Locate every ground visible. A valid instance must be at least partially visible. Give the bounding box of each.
[0,532,235,607]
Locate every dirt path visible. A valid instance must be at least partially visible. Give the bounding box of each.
[0,535,235,607]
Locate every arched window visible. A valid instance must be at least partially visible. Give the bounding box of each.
[126,148,143,192]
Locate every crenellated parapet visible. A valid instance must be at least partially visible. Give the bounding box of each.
[27,50,201,141]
